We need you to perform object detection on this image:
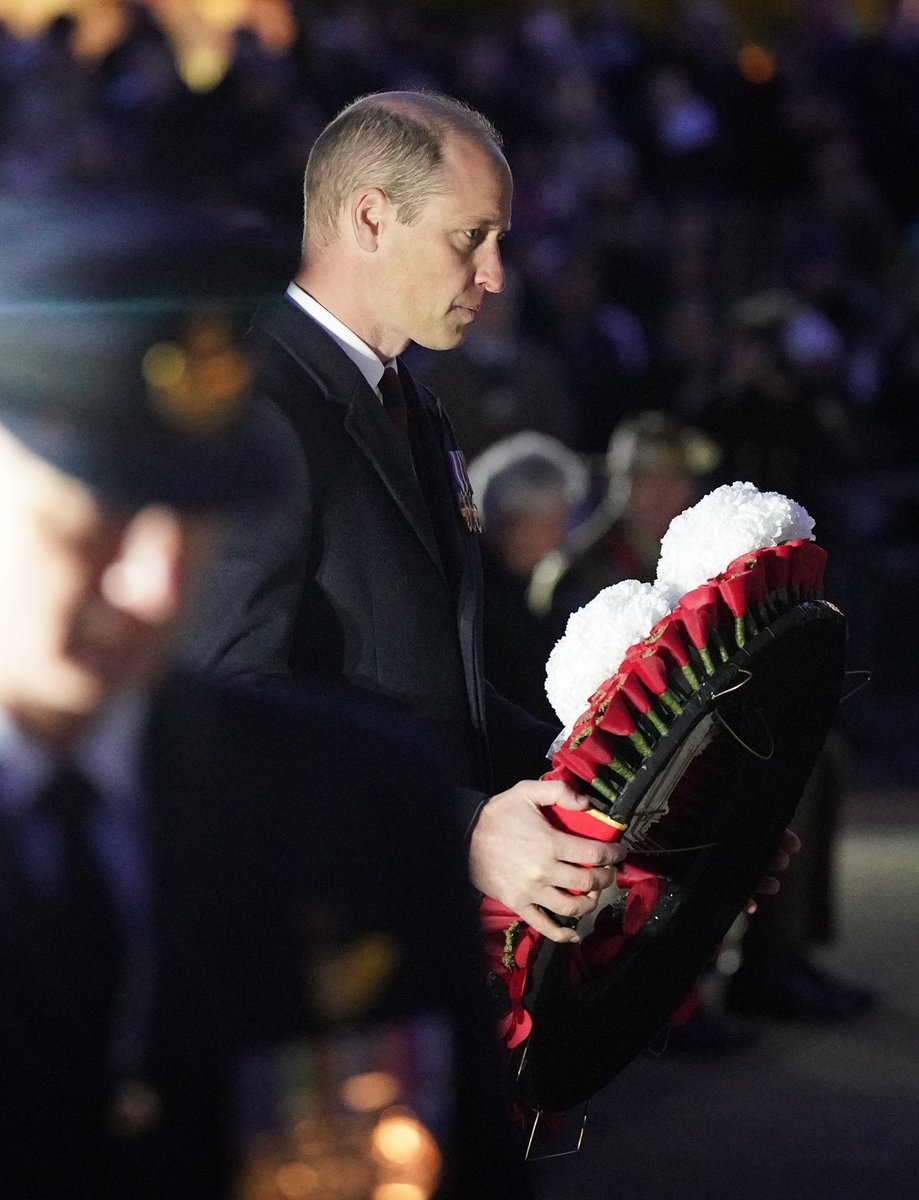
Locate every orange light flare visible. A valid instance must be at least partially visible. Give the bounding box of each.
[738,42,777,86]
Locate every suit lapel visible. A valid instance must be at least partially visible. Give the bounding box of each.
[254,298,444,575]
[409,380,493,774]
[401,369,467,588]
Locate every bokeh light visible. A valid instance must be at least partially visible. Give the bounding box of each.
[0,0,297,90]
[340,1071,400,1114]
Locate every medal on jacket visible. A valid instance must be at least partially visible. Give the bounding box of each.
[447,450,481,533]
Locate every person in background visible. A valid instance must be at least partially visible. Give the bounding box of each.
[468,431,590,723]
[724,732,875,1023]
[531,409,718,624]
[0,238,533,1200]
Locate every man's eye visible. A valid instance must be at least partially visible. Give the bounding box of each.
[464,229,482,242]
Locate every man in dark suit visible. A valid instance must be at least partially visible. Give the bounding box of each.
[185,90,626,943]
[0,294,532,1199]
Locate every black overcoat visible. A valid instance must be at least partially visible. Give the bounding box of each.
[185,296,557,822]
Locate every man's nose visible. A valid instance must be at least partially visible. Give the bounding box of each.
[475,241,505,294]
[99,507,186,625]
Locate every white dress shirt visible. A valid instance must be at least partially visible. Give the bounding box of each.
[285,282,397,400]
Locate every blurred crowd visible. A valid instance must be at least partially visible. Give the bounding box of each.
[2,0,918,780]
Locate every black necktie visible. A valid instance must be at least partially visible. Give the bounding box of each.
[37,768,123,1044]
[379,366,410,440]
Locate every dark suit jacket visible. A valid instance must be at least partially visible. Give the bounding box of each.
[184,296,557,823]
[0,675,531,1200]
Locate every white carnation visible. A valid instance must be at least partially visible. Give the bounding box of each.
[545,579,672,728]
[654,481,814,606]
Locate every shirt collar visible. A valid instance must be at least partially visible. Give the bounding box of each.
[0,692,149,814]
[285,282,396,396]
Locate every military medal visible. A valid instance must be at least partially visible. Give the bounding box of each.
[447,450,481,533]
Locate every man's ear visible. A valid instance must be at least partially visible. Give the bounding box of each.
[350,187,390,252]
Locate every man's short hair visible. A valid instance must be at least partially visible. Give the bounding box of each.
[303,91,503,249]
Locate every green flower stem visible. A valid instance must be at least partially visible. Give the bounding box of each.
[660,688,684,716]
[712,629,730,662]
[606,757,636,782]
[630,730,654,758]
[699,645,716,675]
[590,773,620,804]
[734,615,747,647]
[681,663,702,690]
[503,921,523,971]
[645,707,670,736]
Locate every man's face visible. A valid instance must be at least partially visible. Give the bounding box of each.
[371,133,513,358]
[0,426,214,744]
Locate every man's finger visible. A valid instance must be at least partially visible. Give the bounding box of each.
[768,848,791,874]
[783,828,802,855]
[549,863,615,895]
[519,904,580,944]
[556,830,627,869]
[531,780,590,810]
[538,886,604,922]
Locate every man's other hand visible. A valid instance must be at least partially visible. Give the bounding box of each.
[746,827,802,915]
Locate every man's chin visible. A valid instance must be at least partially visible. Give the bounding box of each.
[417,326,469,352]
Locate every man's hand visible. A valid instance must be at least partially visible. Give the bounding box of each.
[746,827,802,915]
[469,779,627,943]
